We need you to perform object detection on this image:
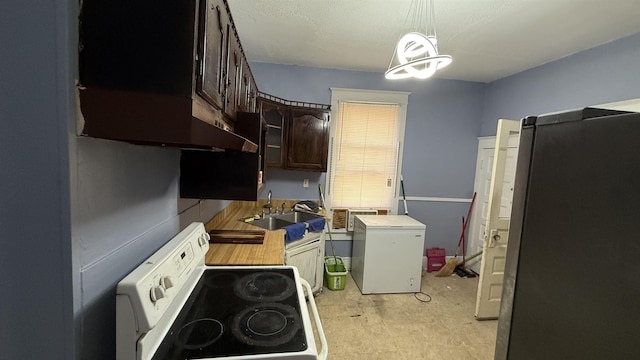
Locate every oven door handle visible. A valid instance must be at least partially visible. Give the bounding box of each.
[300,278,328,360]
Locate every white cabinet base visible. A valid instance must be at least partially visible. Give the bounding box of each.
[285,232,324,294]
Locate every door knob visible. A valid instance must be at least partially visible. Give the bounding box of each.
[487,230,501,248]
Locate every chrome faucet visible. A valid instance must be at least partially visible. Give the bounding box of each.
[280,202,286,214]
[263,190,273,214]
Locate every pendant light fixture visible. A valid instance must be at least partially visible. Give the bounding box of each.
[385,0,452,80]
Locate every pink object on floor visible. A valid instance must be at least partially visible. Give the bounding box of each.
[426,247,446,272]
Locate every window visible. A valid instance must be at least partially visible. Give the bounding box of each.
[331,102,399,208]
[325,88,409,215]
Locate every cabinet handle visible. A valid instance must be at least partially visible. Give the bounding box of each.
[215,6,222,31]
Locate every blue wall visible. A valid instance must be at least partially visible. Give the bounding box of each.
[72,138,181,360]
[1,0,75,358]
[481,33,640,136]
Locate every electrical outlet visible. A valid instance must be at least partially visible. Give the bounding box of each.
[303,179,309,188]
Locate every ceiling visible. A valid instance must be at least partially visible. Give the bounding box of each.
[226,0,640,83]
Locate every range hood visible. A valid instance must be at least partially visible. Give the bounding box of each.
[78,87,258,153]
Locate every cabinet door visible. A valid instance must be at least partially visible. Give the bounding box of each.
[285,239,323,293]
[235,112,267,187]
[196,0,225,110]
[248,78,258,112]
[287,108,330,171]
[180,149,260,200]
[261,100,287,168]
[237,58,251,112]
[224,29,241,119]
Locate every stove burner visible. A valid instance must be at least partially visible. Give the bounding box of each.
[231,303,302,347]
[204,272,238,288]
[247,310,287,336]
[176,318,223,350]
[234,271,295,302]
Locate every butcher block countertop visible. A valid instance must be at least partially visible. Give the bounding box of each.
[203,200,294,266]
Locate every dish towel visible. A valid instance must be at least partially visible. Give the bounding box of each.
[306,217,326,232]
[283,222,307,243]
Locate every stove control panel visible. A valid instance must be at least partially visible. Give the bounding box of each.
[117,222,210,333]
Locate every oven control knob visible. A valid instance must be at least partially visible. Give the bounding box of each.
[160,276,174,290]
[149,286,166,303]
[198,233,210,247]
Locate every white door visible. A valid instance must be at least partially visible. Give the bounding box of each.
[467,135,520,274]
[475,119,520,320]
[466,138,497,273]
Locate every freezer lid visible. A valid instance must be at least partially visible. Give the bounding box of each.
[355,215,425,229]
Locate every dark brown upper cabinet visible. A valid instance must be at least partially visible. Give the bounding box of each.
[259,94,331,172]
[78,0,258,152]
[261,99,288,168]
[223,29,241,120]
[180,112,267,200]
[287,107,330,171]
[196,0,226,111]
[238,57,257,113]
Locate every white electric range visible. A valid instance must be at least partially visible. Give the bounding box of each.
[116,222,327,360]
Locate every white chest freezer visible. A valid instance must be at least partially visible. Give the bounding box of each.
[351,215,426,294]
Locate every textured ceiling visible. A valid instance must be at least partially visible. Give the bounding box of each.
[227,0,640,83]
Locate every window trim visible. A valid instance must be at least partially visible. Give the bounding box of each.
[325,87,411,217]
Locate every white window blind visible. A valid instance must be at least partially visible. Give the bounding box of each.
[330,101,400,209]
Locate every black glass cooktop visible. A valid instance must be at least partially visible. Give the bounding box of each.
[152,268,308,360]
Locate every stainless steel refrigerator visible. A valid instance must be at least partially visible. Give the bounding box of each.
[495,107,640,359]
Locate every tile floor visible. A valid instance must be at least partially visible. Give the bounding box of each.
[311,271,498,360]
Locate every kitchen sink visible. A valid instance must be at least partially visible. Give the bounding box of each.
[242,211,324,231]
[246,217,294,230]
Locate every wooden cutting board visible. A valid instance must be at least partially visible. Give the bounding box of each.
[208,229,265,244]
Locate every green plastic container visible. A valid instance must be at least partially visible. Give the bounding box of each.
[324,256,348,291]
